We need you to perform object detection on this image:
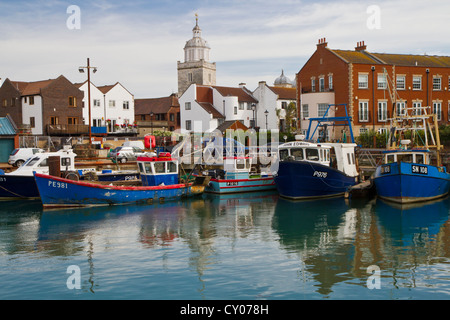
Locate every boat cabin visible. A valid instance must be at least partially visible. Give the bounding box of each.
[223,157,252,180]
[8,147,77,176]
[279,140,358,177]
[137,153,179,186]
[383,149,431,165]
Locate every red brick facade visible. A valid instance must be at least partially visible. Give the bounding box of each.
[297,39,450,138]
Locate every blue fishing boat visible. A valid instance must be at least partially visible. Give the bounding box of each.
[0,147,139,200]
[373,110,450,204]
[274,104,359,200]
[203,156,275,194]
[34,153,206,208]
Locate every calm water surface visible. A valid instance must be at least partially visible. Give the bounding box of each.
[0,192,449,300]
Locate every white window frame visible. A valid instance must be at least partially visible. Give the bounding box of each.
[302,104,309,118]
[413,76,422,90]
[185,102,191,110]
[311,78,316,92]
[412,101,422,116]
[396,101,406,117]
[377,74,387,89]
[185,120,192,130]
[328,75,333,90]
[318,103,328,117]
[378,101,387,122]
[433,76,442,91]
[358,74,368,89]
[319,77,325,92]
[433,101,442,121]
[396,75,406,90]
[359,101,369,122]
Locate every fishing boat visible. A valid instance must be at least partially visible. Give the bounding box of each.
[274,104,360,200]
[34,153,206,208]
[202,156,276,194]
[373,109,450,204]
[0,146,139,200]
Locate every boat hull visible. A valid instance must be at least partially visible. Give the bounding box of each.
[206,176,275,194]
[0,171,140,200]
[274,160,358,200]
[34,173,204,208]
[373,162,450,204]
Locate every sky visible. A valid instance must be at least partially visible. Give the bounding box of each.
[1,0,449,98]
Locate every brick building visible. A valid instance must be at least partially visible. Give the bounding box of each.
[0,75,84,136]
[135,93,180,135]
[297,38,450,140]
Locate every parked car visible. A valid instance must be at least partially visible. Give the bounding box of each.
[8,148,44,167]
[108,146,148,163]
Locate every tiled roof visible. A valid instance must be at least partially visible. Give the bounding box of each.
[196,101,224,119]
[370,53,450,68]
[135,94,179,115]
[329,48,450,67]
[212,86,258,103]
[268,86,296,100]
[97,84,116,94]
[10,79,54,96]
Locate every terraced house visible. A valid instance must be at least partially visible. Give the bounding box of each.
[0,75,84,136]
[297,38,450,140]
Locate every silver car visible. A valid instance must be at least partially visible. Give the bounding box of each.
[108,146,146,163]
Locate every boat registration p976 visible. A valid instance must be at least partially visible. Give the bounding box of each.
[48,181,69,189]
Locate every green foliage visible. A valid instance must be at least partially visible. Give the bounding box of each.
[356,130,388,148]
[439,125,450,148]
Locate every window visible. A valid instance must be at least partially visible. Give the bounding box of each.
[360,128,368,135]
[109,100,115,107]
[433,102,442,121]
[396,75,406,90]
[68,96,76,107]
[281,102,287,109]
[2,99,6,107]
[239,102,244,110]
[170,113,175,121]
[311,78,316,92]
[359,101,369,122]
[319,77,325,92]
[93,99,100,107]
[247,103,252,110]
[291,148,304,160]
[318,104,328,117]
[302,104,309,118]
[396,101,406,117]
[185,120,192,130]
[234,106,237,115]
[68,117,78,125]
[378,101,387,122]
[377,74,387,89]
[358,74,368,89]
[188,73,193,82]
[185,102,191,110]
[123,101,129,109]
[413,76,422,90]
[306,148,319,161]
[50,116,59,125]
[328,75,333,90]
[412,101,422,116]
[154,162,165,174]
[433,77,442,91]
[30,117,35,128]
[167,162,177,173]
[29,96,35,105]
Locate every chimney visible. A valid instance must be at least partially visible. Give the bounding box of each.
[239,83,246,88]
[317,37,328,48]
[355,41,367,52]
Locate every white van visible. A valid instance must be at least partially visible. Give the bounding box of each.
[8,148,44,167]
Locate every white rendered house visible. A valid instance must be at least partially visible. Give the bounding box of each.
[179,83,258,132]
[77,81,135,131]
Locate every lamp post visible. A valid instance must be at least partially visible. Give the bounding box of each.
[79,58,97,144]
[265,110,269,130]
[150,111,154,134]
[251,103,256,129]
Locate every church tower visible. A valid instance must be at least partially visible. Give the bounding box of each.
[177,14,216,96]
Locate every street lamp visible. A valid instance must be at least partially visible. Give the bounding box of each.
[150,111,154,134]
[264,110,269,130]
[251,103,256,128]
[79,58,97,144]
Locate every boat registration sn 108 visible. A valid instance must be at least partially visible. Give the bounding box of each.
[412,165,428,175]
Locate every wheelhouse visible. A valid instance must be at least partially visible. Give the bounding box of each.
[137,153,179,186]
[383,150,431,165]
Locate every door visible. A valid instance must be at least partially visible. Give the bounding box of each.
[0,139,14,163]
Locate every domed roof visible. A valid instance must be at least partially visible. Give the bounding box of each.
[274,69,292,85]
[184,15,210,49]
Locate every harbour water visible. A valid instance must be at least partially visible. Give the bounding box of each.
[1,191,450,300]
